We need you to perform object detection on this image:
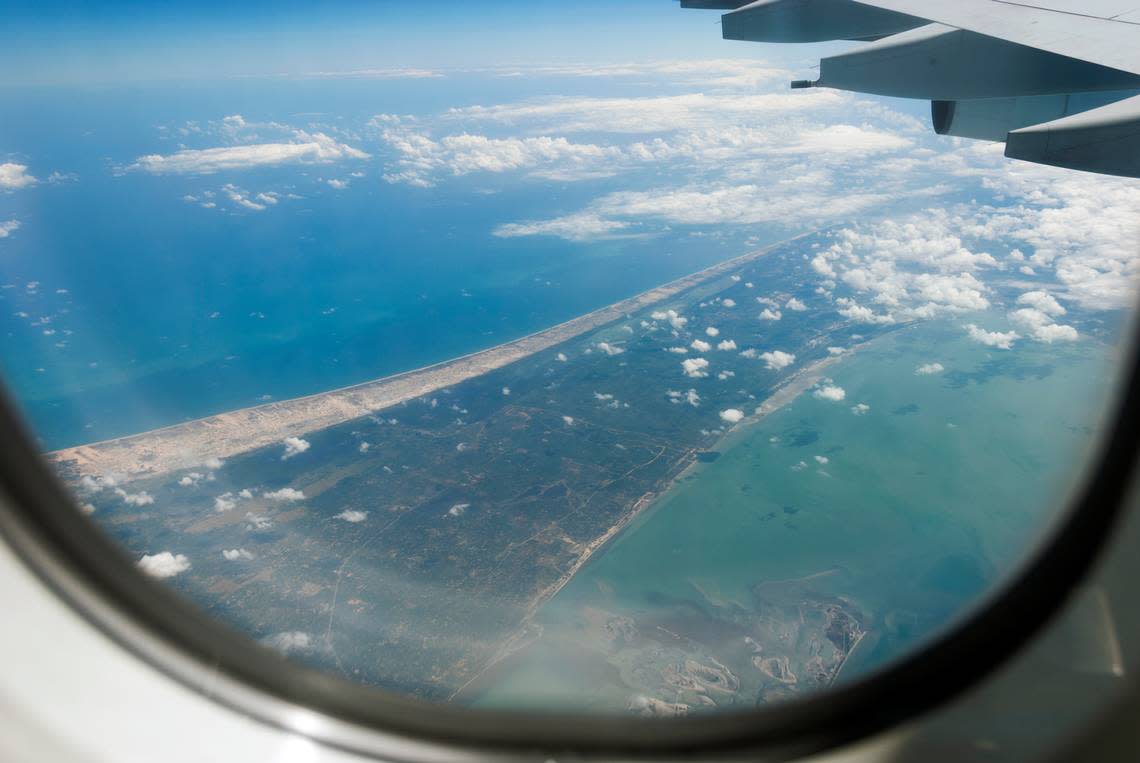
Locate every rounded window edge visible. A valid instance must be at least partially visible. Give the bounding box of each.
[0,311,1137,761]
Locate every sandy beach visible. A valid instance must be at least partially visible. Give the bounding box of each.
[49,235,813,483]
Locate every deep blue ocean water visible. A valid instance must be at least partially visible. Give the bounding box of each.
[0,76,807,449]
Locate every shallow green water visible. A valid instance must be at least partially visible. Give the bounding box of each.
[475,317,1118,712]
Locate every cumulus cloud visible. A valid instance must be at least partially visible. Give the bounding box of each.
[1017,290,1066,317]
[447,503,469,517]
[716,339,737,351]
[759,350,795,371]
[1009,306,1079,343]
[964,323,1019,350]
[261,631,313,655]
[137,551,190,579]
[129,132,369,174]
[223,548,254,561]
[264,487,305,502]
[115,488,154,507]
[0,220,20,238]
[759,308,782,321]
[281,436,311,460]
[0,163,37,190]
[813,385,846,402]
[719,408,744,423]
[651,309,688,330]
[596,341,624,356]
[705,327,720,337]
[851,403,871,415]
[682,357,710,378]
[562,415,574,426]
[915,362,944,375]
[722,298,736,307]
[335,510,368,523]
[785,297,807,311]
[690,339,711,352]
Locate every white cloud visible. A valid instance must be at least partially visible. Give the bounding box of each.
[335,510,368,523]
[1008,305,1080,344]
[0,220,19,238]
[851,403,871,415]
[493,212,630,242]
[358,441,371,453]
[779,124,911,156]
[1032,323,1079,343]
[759,308,782,321]
[327,178,349,190]
[214,493,237,512]
[596,341,624,356]
[261,631,312,655]
[705,327,720,337]
[264,487,305,502]
[1016,290,1066,317]
[667,346,689,354]
[378,130,625,186]
[813,385,846,402]
[716,339,737,351]
[964,323,1019,350]
[722,298,736,308]
[682,357,710,378]
[562,415,574,426]
[223,548,254,561]
[446,90,847,134]
[759,350,795,370]
[137,551,190,579]
[915,362,944,375]
[814,455,829,464]
[719,408,744,423]
[556,352,568,362]
[785,297,807,311]
[115,488,154,507]
[690,339,711,352]
[447,503,469,517]
[129,132,369,174]
[0,163,37,190]
[501,386,511,396]
[281,436,311,460]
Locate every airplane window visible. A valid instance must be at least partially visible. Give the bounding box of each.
[0,0,1137,748]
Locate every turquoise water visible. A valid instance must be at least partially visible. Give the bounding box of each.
[476,317,1118,711]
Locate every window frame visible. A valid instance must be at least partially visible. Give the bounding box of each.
[0,316,1136,760]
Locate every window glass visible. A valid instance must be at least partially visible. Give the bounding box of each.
[1,1,1135,716]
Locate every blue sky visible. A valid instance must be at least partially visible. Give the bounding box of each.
[0,0,754,85]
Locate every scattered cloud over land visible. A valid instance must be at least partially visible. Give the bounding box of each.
[281,436,311,460]
[137,551,190,578]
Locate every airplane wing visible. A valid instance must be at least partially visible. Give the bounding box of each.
[679,0,1140,177]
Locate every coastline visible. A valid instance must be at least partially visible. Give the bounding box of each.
[49,233,815,482]
[449,345,861,702]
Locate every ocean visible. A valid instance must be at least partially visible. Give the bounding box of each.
[475,316,1120,710]
[0,77,797,449]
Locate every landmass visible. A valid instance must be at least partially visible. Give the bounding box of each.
[56,230,897,706]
